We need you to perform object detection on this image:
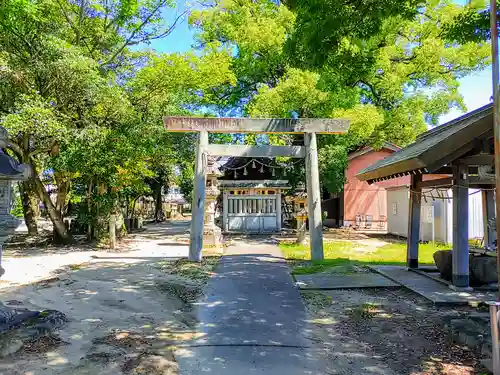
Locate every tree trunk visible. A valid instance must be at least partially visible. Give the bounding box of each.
[131,197,139,219]
[54,172,70,216]
[19,181,38,235]
[154,183,163,222]
[109,213,116,249]
[31,166,71,243]
[87,179,93,240]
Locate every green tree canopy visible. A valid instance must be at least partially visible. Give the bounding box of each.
[190,0,491,193]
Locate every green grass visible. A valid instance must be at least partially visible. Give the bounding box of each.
[281,240,450,274]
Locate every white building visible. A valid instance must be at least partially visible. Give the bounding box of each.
[386,186,484,244]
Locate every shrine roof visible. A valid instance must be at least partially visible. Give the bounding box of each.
[357,103,493,183]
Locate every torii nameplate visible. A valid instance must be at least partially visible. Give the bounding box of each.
[164,117,349,134]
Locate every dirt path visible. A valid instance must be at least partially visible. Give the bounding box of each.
[0,221,215,375]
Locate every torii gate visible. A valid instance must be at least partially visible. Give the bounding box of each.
[164,117,350,261]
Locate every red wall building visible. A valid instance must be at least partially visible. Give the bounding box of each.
[323,143,407,229]
[342,144,407,229]
[322,143,450,230]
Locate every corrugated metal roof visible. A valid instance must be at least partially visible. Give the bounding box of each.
[356,103,493,182]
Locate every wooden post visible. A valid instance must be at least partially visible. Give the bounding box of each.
[407,173,422,269]
[189,130,208,262]
[276,191,282,231]
[109,214,116,250]
[305,132,324,260]
[452,164,469,288]
[223,191,228,232]
[482,190,496,248]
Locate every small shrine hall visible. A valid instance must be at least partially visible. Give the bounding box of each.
[217,157,290,233]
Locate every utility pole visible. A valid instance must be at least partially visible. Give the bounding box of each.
[489,1,500,373]
[490,0,500,300]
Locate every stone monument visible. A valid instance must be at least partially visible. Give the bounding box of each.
[293,182,308,245]
[0,127,31,276]
[203,156,222,251]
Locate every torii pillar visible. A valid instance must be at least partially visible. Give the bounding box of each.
[188,130,208,261]
[305,133,324,260]
[164,117,350,262]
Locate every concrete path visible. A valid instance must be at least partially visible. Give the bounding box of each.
[175,238,326,375]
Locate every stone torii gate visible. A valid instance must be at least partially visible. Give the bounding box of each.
[164,117,350,261]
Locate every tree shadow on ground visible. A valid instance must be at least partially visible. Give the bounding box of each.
[0,250,484,375]
[172,253,481,375]
[302,287,487,375]
[128,221,190,241]
[3,240,97,258]
[3,221,192,258]
[0,256,215,375]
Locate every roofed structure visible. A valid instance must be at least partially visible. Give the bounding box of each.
[356,103,496,290]
[357,104,493,185]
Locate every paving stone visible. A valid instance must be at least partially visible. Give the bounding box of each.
[295,273,399,290]
[369,265,497,305]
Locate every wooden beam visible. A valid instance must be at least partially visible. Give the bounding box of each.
[468,176,495,184]
[469,184,495,189]
[426,130,491,172]
[432,166,453,174]
[428,166,478,175]
[164,117,349,134]
[205,144,305,158]
[417,177,453,188]
[458,154,494,165]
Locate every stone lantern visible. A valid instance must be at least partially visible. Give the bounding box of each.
[203,156,222,250]
[0,127,68,349]
[0,127,31,276]
[293,182,308,244]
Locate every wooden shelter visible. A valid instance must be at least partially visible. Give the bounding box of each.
[357,104,496,289]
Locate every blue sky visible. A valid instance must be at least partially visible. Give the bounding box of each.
[148,6,195,54]
[439,67,492,124]
[150,8,493,126]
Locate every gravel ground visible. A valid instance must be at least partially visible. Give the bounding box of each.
[0,221,219,375]
[302,287,488,375]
